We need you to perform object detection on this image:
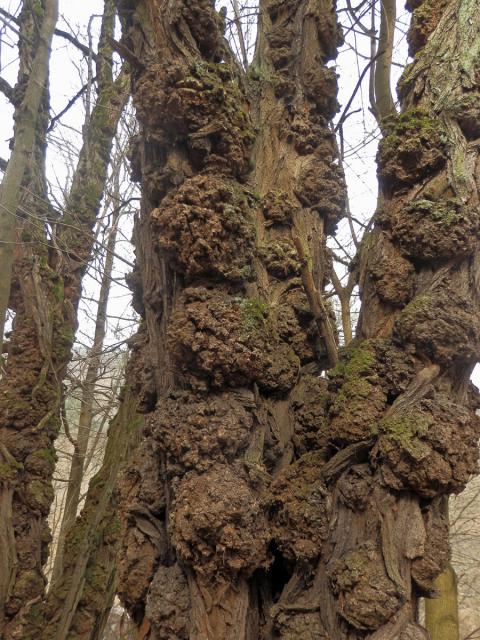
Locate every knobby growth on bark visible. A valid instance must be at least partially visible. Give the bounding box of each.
[113,0,479,638]
[315,0,480,636]
[115,0,344,637]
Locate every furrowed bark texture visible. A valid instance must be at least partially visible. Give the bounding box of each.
[0,0,58,355]
[37,379,141,640]
[312,0,480,637]
[0,2,129,636]
[115,0,344,638]
[117,0,480,638]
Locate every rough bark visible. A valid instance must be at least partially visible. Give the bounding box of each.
[0,0,58,356]
[0,1,129,636]
[115,0,344,638]
[116,0,480,638]
[0,2,58,633]
[312,1,480,637]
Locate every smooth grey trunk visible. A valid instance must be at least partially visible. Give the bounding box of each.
[373,0,396,123]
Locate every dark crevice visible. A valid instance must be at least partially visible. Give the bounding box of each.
[267,541,295,603]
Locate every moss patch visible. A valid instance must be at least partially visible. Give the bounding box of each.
[375,411,432,460]
[329,342,376,381]
[237,297,269,331]
[378,109,446,190]
[328,342,387,444]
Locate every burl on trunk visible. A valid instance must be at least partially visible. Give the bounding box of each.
[115,0,480,638]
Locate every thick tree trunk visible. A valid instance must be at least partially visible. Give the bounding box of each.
[115,0,344,637]
[311,1,480,637]
[0,2,129,636]
[116,0,480,638]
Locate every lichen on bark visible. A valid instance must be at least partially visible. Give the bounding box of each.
[115,0,346,637]
[115,0,480,638]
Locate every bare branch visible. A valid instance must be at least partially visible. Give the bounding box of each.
[292,234,339,366]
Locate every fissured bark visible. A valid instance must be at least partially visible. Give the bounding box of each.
[116,0,344,637]
[116,0,480,638]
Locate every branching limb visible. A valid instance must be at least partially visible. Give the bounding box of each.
[292,234,339,366]
[0,77,15,104]
[232,0,249,70]
[0,7,97,60]
[330,266,353,345]
[372,0,397,125]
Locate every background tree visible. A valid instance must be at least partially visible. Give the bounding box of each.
[0,0,58,356]
[0,1,130,635]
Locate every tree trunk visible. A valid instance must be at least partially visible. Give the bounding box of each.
[50,205,121,589]
[0,2,58,633]
[373,0,396,123]
[312,0,480,637]
[37,378,141,640]
[0,1,129,635]
[425,564,459,640]
[115,0,480,638]
[0,0,58,355]
[115,0,344,637]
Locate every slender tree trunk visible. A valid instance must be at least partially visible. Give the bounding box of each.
[0,0,58,355]
[0,1,129,635]
[50,207,121,589]
[425,564,459,640]
[115,0,480,638]
[373,0,396,123]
